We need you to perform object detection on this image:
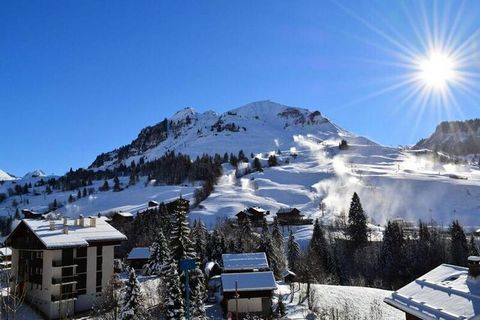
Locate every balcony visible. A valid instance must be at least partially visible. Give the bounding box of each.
[51,292,77,302]
[52,275,77,285]
[52,260,77,268]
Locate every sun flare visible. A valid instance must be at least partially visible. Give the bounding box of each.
[417,51,457,90]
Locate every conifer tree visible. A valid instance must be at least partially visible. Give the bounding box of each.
[469,235,479,257]
[170,198,195,262]
[120,267,144,320]
[144,231,170,276]
[253,157,263,172]
[310,219,329,271]
[450,220,468,266]
[287,230,301,271]
[163,259,185,320]
[346,192,368,248]
[193,220,208,264]
[259,218,280,277]
[381,221,406,287]
[268,155,278,167]
[189,266,207,319]
[82,187,87,197]
[113,176,122,192]
[77,189,82,199]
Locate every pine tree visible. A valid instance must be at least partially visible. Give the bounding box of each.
[287,230,301,271]
[170,198,195,262]
[193,220,208,264]
[253,157,262,172]
[239,218,254,252]
[309,219,330,271]
[381,221,406,288]
[68,194,75,203]
[120,267,144,320]
[259,219,280,277]
[268,155,278,167]
[82,187,87,197]
[346,192,368,248]
[113,176,122,192]
[77,189,82,199]
[163,259,185,320]
[469,235,479,256]
[100,180,109,192]
[450,220,468,265]
[271,218,286,275]
[189,266,207,319]
[144,231,170,276]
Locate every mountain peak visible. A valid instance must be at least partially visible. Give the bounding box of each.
[0,169,16,181]
[170,107,197,122]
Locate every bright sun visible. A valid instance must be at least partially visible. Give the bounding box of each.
[417,51,457,90]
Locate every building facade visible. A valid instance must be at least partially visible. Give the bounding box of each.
[6,217,127,319]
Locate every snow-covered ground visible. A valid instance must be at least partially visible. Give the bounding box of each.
[276,282,402,320]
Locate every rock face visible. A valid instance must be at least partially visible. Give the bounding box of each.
[88,100,370,170]
[414,119,480,156]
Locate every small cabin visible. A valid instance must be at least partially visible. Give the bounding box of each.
[21,209,43,219]
[126,247,151,271]
[109,211,134,225]
[282,269,296,284]
[221,252,276,317]
[276,207,313,226]
[236,207,270,227]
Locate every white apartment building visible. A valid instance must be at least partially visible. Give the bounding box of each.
[6,216,127,319]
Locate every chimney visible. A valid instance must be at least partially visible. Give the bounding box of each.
[90,217,96,228]
[468,256,480,282]
[49,220,55,231]
[79,215,85,227]
[63,225,68,234]
[63,217,68,226]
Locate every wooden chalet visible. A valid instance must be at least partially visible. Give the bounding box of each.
[22,209,43,219]
[221,253,276,317]
[147,200,159,207]
[384,256,480,320]
[236,207,270,227]
[109,211,134,225]
[126,247,151,271]
[276,207,313,226]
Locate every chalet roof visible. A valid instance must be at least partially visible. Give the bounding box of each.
[127,247,151,260]
[277,207,301,214]
[221,271,277,292]
[384,263,480,320]
[250,206,267,213]
[10,218,127,249]
[222,252,269,271]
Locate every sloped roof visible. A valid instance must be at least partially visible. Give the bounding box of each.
[0,247,12,256]
[221,271,277,292]
[113,211,133,218]
[384,263,480,320]
[127,247,151,260]
[222,252,269,271]
[12,218,127,249]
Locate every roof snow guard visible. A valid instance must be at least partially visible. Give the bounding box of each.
[10,218,127,249]
[221,271,277,292]
[222,252,269,271]
[384,263,480,320]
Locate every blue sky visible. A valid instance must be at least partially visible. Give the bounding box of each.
[1,0,480,176]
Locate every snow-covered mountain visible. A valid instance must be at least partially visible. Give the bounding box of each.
[0,169,15,181]
[89,100,374,170]
[2,101,480,241]
[414,119,480,156]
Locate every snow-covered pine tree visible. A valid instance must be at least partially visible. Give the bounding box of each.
[189,266,207,319]
[193,220,208,264]
[469,234,479,256]
[120,267,144,320]
[163,258,185,320]
[170,198,195,262]
[380,221,406,287]
[239,218,254,252]
[258,218,280,277]
[271,218,286,273]
[346,192,368,248]
[287,230,300,271]
[450,220,468,266]
[144,230,170,276]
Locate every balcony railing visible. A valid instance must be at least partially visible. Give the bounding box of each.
[51,292,77,302]
[52,260,76,267]
[52,275,77,285]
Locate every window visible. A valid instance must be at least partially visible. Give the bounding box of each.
[96,256,102,271]
[96,271,102,287]
[97,246,103,256]
[76,247,87,258]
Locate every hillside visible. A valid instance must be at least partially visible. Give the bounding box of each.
[1,101,480,241]
[414,119,480,157]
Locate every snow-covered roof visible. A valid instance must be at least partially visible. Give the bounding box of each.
[222,252,269,271]
[127,247,151,260]
[0,247,12,256]
[277,207,297,214]
[384,263,480,320]
[14,218,127,249]
[221,271,277,292]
